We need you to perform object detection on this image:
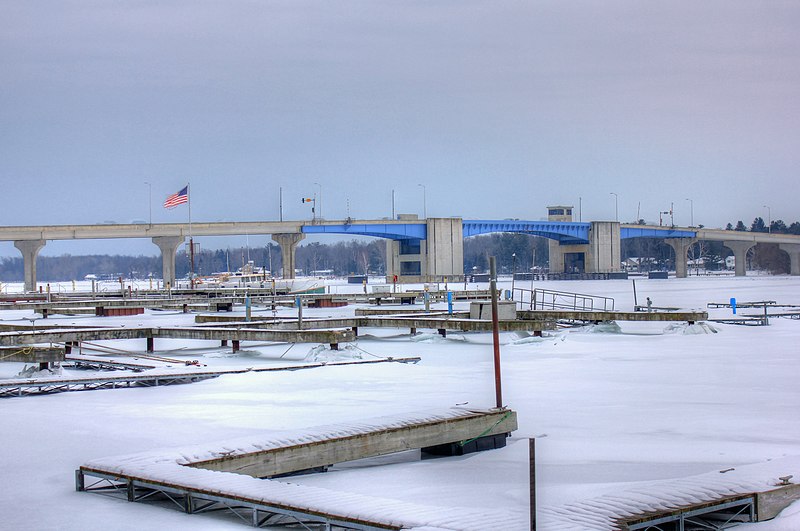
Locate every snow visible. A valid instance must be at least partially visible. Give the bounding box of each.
[1,275,800,529]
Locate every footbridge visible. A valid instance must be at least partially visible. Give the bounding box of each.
[3,215,800,291]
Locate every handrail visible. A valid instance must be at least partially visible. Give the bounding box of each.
[512,287,615,311]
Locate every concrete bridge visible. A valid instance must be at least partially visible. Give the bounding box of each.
[2,212,799,291]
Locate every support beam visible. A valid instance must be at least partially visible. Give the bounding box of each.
[723,241,755,277]
[272,233,305,279]
[665,238,696,278]
[152,236,185,288]
[779,244,800,276]
[14,240,46,292]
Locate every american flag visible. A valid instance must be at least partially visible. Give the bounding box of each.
[163,186,189,209]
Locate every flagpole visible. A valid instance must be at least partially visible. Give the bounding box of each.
[188,182,195,289]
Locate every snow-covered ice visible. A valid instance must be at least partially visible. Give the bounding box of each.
[1,275,799,529]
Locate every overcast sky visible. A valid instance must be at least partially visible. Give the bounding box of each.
[1,1,798,256]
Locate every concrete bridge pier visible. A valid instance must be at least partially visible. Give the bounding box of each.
[665,238,696,278]
[14,240,46,292]
[152,236,185,288]
[779,244,800,276]
[723,241,755,277]
[272,233,305,279]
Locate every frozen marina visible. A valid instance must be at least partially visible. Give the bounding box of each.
[1,275,800,529]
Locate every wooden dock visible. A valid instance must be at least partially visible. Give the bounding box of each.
[188,408,517,478]
[195,314,555,335]
[0,346,64,363]
[0,326,356,351]
[516,309,708,324]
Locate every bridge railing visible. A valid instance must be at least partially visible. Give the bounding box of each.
[512,287,615,312]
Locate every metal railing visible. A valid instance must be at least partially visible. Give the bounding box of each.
[512,287,615,312]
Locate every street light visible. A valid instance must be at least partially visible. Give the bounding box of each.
[144,181,152,225]
[685,198,693,227]
[763,205,771,233]
[610,192,618,221]
[418,184,427,219]
[314,182,322,219]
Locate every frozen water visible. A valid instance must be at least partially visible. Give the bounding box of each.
[1,275,799,529]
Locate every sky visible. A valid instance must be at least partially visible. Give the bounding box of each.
[1,1,798,256]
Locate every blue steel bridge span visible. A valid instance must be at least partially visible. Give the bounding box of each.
[302,220,698,244]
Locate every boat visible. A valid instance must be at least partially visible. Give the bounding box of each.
[202,261,323,294]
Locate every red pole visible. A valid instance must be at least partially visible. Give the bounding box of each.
[489,256,503,409]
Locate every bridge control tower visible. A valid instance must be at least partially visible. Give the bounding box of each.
[547,206,620,274]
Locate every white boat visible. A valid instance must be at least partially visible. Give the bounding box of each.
[199,262,323,294]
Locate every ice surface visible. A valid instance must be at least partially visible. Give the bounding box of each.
[1,275,800,529]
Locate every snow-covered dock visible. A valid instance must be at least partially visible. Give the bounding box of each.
[77,407,523,530]
[0,357,420,398]
[0,325,356,350]
[537,457,800,530]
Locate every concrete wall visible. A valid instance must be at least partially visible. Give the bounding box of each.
[425,218,464,280]
[588,221,621,273]
[547,222,620,274]
[386,218,464,282]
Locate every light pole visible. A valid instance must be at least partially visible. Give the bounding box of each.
[144,181,152,225]
[314,182,322,219]
[511,253,517,296]
[418,184,427,219]
[610,192,618,221]
[685,198,693,227]
[763,205,771,233]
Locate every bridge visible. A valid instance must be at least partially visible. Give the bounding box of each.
[2,213,799,291]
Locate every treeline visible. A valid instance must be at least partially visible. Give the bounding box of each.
[183,240,386,277]
[0,254,162,282]
[0,240,388,281]
[725,217,800,234]
[463,233,550,274]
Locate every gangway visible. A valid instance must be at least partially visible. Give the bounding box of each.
[512,287,615,312]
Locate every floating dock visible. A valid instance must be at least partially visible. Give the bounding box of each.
[1,357,420,398]
[76,407,524,530]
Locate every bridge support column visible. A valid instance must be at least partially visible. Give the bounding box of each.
[779,244,800,276]
[14,240,46,292]
[272,233,305,279]
[152,236,185,288]
[723,241,755,277]
[665,238,696,278]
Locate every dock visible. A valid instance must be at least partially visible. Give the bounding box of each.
[195,314,556,336]
[76,407,525,530]
[1,357,420,398]
[516,309,708,324]
[537,456,800,530]
[0,326,356,351]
